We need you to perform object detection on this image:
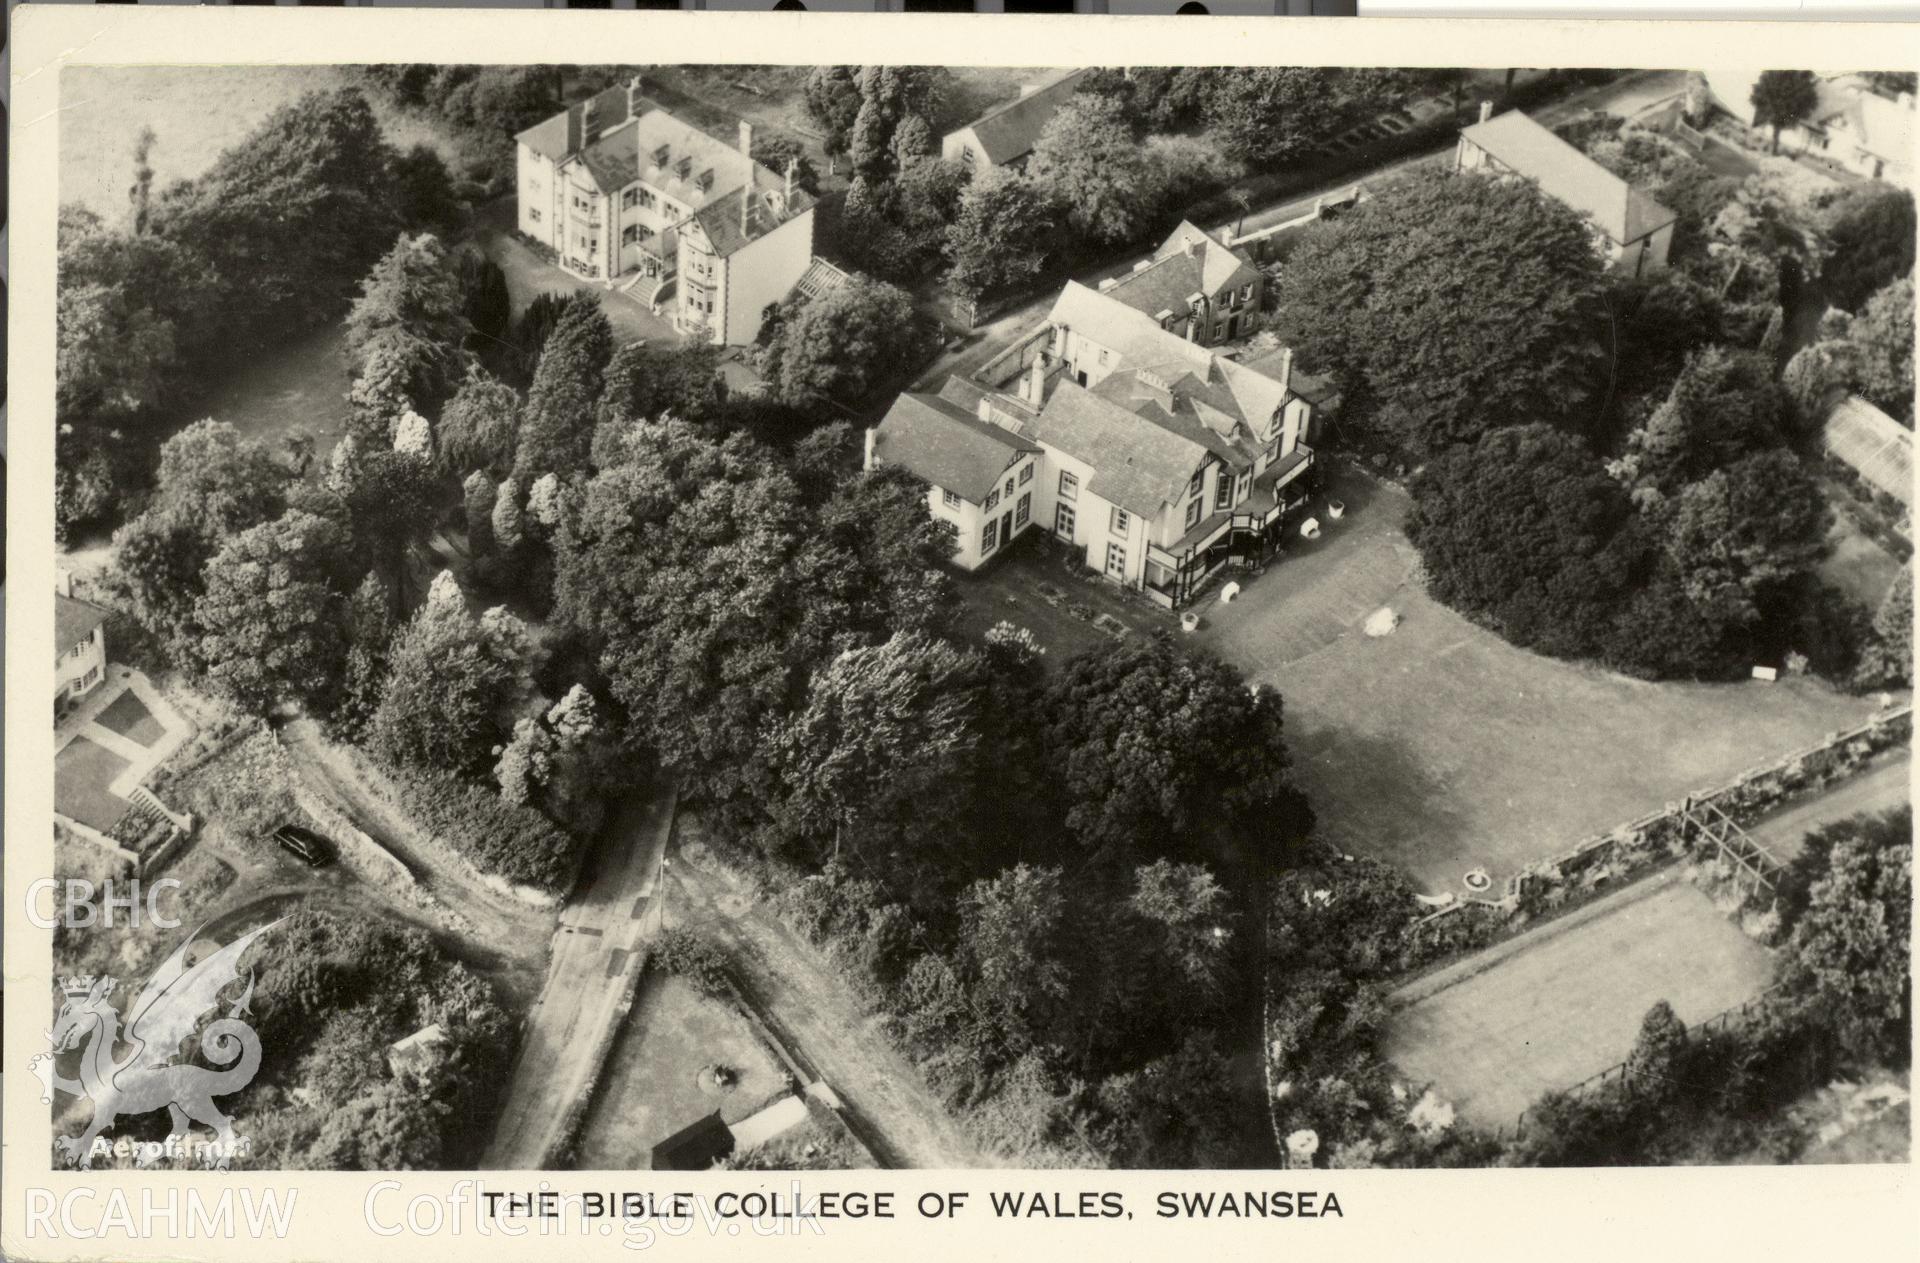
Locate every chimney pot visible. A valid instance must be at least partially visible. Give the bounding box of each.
[1478,100,1494,124]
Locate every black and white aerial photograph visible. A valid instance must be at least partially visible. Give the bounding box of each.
[41,51,1914,1182]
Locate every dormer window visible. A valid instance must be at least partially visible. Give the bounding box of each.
[697,168,715,192]
[653,144,671,167]
[675,157,693,180]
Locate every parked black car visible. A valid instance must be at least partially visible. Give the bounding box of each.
[271,824,334,868]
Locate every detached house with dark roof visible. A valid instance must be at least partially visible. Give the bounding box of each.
[941,69,1095,177]
[56,590,109,717]
[867,394,1044,571]
[1456,104,1677,277]
[516,77,818,346]
[1100,220,1265,348]
[868,280,1329,605]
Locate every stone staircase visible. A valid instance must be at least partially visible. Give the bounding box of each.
[620,270,673,310]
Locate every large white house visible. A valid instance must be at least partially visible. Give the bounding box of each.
[1701,70,1915,188]
[868,280,1333,607]
[515,78,818,346]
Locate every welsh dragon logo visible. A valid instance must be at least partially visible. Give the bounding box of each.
[30,920,282,1171]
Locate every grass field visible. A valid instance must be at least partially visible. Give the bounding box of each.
[55,737,132,833]
[569,971,788,1170]
[95,688,166,748]
[1194,471,1884,894]
[1381,877,1778,1131]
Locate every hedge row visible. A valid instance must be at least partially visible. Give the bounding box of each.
[390,767,584,895]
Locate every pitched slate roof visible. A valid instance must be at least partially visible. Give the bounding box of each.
[1049,281,1216,380]
[56,594,108,658]
[577,108,762,205]
[946,69,1094,167]
[1461,109,1677,244]
[1027,381,1209,519]
[688,179,816,258]
[872,393,1040,503]
[1105,222,1260,320]
[517,85,635,164]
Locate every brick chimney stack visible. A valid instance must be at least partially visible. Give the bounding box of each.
[627,75,644,119]
[1478,100,1494,124]
[739,121,755,235]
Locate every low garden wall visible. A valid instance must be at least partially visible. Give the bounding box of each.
[1400,704,1913,975]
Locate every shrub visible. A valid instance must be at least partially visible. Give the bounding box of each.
[388,767,583,895]
[651,926,732,998]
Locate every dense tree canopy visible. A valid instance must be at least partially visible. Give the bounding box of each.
[1199,68,1342,167]
[1780,823,1912,1064]
[370,573,533,776]
[1821,187,1915,313]
[757,273,922,405]
[1623,347,1788,495]
[1270,169,1609,455]
[1409,425,1647,660]
[945,174,1061,303]
[1041,636,1312,860]
[514,292,613,482]
[1027,95,1158,247]
[344,233,473,416]
[147,88,406,350]
[189,510,355,711]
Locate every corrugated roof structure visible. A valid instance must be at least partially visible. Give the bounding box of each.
[1461,109,1677,244]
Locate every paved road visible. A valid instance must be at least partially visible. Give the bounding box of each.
[914,70,1688,395]
[1748,750,1911,860]
[483,788,677,1169]
[1382,752,1912,1130]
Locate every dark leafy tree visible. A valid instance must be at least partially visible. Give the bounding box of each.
[1625,1001,1689,1100]
[945,174,1060,303]
[437,365,521,479]
[147,88,404,350]
[345,233,473,415]
[1624,346,1787,493]
[189,510,355,711]
[803,66,864,169]
[370,574,531,776]
[599,342,726,425]
[1854,567,1914,690]
[1408,425,1647,660]
[1041,635,1311,859]
[104,513,216,649]
[454,244,513,354]
[1780,828,1912,1064]
[1027,94,1157,247]
[757,273,922,405]
[153,418,293,541]
[1270,169,1608,455]
[511,290,572,383]
[1664,450,1830,628]
[1201,67,1342,167]
[389,143,464,235]
[1822,187,1915,313]
[335,572,399,740]
[1090,1032,1243,1169]
[514,292,613,481]
[1750,71,1820,154]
